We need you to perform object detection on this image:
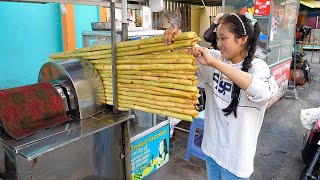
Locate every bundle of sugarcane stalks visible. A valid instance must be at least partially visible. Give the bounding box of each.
[50,32,201,121]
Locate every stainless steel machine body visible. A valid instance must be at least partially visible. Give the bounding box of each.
[0,59,133,180]
[39,59,105,119]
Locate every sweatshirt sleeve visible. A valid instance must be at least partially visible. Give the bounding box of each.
[245,58,278,103]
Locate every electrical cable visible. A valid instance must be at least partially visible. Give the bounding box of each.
[201,0,213,17]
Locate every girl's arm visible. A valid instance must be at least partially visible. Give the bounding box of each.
[196,48,277,102]
[193,47,252,90]
[213,59,253,90]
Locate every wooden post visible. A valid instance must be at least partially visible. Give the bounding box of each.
[61,4,76,51]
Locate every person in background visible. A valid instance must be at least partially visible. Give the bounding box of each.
[163,12,278,179]
[203,13,225,49]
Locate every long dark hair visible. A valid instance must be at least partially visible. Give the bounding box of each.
[220,13,261,118]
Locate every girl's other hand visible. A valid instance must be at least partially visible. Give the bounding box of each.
[188,47,201,57]
[192,47,218,67]
[189,47,209,66]
[163,28,182,45]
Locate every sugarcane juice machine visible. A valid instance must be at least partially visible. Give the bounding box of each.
[0,59,133,179]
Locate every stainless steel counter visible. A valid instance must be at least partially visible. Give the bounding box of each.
[1,110,132,160]
[0,110,134,179]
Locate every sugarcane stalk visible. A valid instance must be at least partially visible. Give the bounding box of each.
[102,90,197,107]
[86,53,194,62]
[116,52,193,60]
[51,44,112,56]
[83,54,112,60]
[90,58,194,65]
[104,83,200,99]
[108,93,198,109]
[102,75,194,86]
[103,85,200,101]
[53,40,195,60]
[104,87,165,96]
[119,88,166,97]
[116,31,198,48]
[105,100,194,121]
[116,41,166,53]
[98,70,195,76]
[116,98,197,116]
[117,40,194,57]
[104,93,196,110]
[192,80,199,85]
[111,71,197,80]
[95,64,195,71]
[103,79,197,92]
[50,50,111,59]
[118,64,196,71]
[149,70,195,75]
[88,59,110,64]
[118,58,194,64]
[114,89,199,104]
[167,50,190,54]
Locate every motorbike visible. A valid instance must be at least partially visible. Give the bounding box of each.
[291,26,312,86]
[300,108,320,180]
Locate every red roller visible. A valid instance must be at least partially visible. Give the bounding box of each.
[0,82,71,140]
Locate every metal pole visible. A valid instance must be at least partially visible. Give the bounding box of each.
[311,44,315,62]
[316,16,319,29]
[122,0,128,41]
[293,38,297,88]
[122,120,132,180]
[111,0,118,114]
[284,2,299,99]
[222,0,225,13]
[121,2,130,180]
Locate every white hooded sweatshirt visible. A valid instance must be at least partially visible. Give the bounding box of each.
[199,49,278,178]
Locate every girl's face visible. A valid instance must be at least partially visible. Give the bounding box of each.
[217,23,247,63]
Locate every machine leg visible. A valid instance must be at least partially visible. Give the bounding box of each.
[123,120,132,180]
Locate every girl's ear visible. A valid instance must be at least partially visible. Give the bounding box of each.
[238,36,248,46]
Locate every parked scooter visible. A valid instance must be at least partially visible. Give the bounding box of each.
[291,25,312,86]
[291,51,312,86]
[300,108,320,179]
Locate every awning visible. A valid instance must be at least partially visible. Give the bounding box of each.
[300,0,320,8]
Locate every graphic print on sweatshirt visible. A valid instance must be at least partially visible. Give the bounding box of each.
[211,72,233,103]
[211,71,262,111]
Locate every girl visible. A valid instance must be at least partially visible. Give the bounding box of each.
[163,13,278,179]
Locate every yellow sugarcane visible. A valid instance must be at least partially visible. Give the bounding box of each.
[102,75,194,86]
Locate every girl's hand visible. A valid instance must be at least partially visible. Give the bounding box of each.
[190,47,218,67]
[162,28,182,45]
[188,47,207,65]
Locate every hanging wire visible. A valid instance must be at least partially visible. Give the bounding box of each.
[201,0,213,17]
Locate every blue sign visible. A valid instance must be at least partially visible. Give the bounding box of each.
[131,124,170,180]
